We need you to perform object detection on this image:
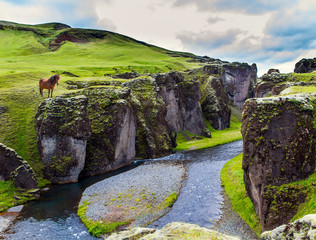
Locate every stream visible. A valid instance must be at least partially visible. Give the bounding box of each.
[4,140,243,239]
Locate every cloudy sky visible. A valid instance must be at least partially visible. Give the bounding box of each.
[1,0,316,75]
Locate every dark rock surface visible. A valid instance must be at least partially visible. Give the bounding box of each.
[201,76,231,130]
[222,62,257,108]
[254,73,290,98]
[241,96,315,231]
[112,72,140,79]
[156,72,211,136]
[123,78,173,159]
[80,88,136,176]
[294,58,316,73]
[35,96,91,183]
[267,69,280,74]
[0,143,37,189]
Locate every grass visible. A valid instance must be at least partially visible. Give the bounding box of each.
[77,200,131,237]
[0,181,37,212]
[174,112,242,151]
[280,85,316,95]
[220,154,262,236]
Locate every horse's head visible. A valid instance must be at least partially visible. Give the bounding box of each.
[55,75,60,85]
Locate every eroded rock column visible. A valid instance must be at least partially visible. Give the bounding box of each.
[241,96,315,231]
[36,96,91,183]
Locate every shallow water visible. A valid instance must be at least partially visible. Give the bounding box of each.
[149,140,243,228]
[5,141,243,239]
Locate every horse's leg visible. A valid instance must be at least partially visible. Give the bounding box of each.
[51,89,53,98]
[48,89,50,98]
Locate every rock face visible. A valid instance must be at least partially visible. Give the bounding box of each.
[35,96,91,183]
[254,73,290,98]
[122,78,173,159]
[202,63,257,109]
[261,214,316,240]
[0,143,37,189]
[201,75,231,130]
[80,88,136,176]
[222,62,257,108]
[156,72,211,136]
[294,58,316,73]
[241,96,315,231]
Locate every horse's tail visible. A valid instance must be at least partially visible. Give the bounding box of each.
[39,79,43,96]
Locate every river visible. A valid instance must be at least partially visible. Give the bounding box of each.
[5,140,243,239]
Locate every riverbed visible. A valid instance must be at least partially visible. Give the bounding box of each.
[4,140,255,240]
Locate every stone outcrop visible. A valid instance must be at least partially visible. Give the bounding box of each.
[122,78,173,159]
[261,214,316,240]
[222,62,257,108]
[202,63,257,109]
[267,69,280,74]
[155,72,211,136]
[201,75,231,130]
[294,58,316,73]
[106,222,240,240]
[35,96,91,183]
[241,96,315,231]
[254,73,291,98]
[80,88,136,176]
[0,143,37,189]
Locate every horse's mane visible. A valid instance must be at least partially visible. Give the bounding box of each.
[48,75,60,84]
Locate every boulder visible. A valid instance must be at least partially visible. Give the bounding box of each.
[261,214,316,240]
[241,96,315,231]
[106,222,240,240]
[267,69,280,74]
[80,88,136,176]
[294,58,316,73]
[35,96,91,183]
[222,62,257,108]
[156,72,211,137]
[0,143,37,189]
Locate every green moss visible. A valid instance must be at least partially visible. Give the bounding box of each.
[164,192,177,208]
[0,180,37,213]
[77,200,131,237]
[49,156,72,174]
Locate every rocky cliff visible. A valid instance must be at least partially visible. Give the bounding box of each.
[241,96,315,231]
[222,62,257,108]
[79,88,136,176]
[0,143,37,189]
[35,96,91,183]
[156,72,211,136]
[35,63,257,183]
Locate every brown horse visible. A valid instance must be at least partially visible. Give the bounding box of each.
[39,75,60,98]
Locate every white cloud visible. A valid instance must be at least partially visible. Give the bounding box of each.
[0,1,52,24]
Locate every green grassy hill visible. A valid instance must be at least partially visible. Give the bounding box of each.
[0,21,207,179]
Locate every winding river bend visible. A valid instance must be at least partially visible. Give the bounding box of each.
[5,140,243,240]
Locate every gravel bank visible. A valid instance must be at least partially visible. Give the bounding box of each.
[79,161,186,228]
[214,191,259,240]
